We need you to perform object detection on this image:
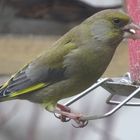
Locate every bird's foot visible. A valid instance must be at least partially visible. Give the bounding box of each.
[54,103,71,122]
[54,103,88,128]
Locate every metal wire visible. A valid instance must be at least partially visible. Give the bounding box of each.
[80,87,140,120]
[64,78,110,106]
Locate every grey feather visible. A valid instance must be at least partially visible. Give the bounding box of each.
[0,63,66,96]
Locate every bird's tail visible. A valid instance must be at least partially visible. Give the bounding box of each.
[0,85,14,102]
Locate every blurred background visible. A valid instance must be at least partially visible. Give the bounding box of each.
[0,0,139,140]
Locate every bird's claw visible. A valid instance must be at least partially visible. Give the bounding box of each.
[54,111,88,127]
[54,112,71,122]
[72,119,88,128]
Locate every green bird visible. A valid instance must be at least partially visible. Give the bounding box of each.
[0,9,139,126]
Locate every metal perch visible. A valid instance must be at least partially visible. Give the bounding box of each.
[63,72,140,121]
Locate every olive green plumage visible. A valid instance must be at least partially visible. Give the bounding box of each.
[0,9,134,111]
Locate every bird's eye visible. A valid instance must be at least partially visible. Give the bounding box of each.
[112,18,122,26]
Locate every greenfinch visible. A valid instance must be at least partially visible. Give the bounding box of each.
[0,9,139,126]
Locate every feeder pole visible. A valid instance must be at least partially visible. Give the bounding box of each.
[125,0,140,83]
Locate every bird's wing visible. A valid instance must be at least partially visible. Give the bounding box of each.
[0,41,77,98]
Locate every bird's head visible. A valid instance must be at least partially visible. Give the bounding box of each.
[84,9,140,45]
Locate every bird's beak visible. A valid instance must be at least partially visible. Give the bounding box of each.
[123,23,140,40]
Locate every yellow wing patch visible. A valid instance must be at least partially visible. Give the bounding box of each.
[9,83,46,97]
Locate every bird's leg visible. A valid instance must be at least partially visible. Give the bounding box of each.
[57,103,71,113]
[54,103,88,128]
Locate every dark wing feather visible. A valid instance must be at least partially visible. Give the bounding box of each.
[0,63,66,97]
